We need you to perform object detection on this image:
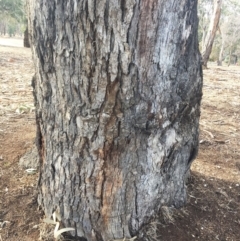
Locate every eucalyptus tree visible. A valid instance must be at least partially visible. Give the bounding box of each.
[198,0,214,51]
[28,0,203,240]
[218,0,240,65]
[201,0,222,67]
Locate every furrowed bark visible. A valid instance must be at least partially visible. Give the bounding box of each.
[29,0,202,240]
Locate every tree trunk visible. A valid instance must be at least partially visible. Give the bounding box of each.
[23,26,30,48]
[218,32,224,66]
[29,0,202,240]
[228,46,232,66]
[201,0,222,68]
[3,26,6,35]
[201,26,207,51]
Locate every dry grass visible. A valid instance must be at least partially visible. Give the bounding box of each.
[193,63,240,184]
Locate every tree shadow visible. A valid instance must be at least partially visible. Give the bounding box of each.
[147,171,240,241]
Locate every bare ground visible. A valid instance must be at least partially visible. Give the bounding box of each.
[0,42,239,241]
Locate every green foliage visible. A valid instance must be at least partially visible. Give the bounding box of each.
[8,23,16,36]
[198,0,240,64]
[209,43,220,61]
[0,0,26,36]
[0,0,25,20]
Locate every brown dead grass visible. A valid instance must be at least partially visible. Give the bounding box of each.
[0,42,239,241]
[0,44,39,241]
[193,64,240,184]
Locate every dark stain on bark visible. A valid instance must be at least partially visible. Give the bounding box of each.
[32,75,45,165]
[110,28,115,52]
[138,0,157,58]
[187,146,198,166]
[121,0,126,22]
[104,0,110,32]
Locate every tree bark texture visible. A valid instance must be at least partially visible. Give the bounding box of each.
[201,0,222,68]
[29,0,202,240]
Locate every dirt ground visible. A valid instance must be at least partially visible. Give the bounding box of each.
[0,40,239,241]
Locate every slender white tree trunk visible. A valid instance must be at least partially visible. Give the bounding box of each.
[201,26,207,51]
[29,0,203,240]
[202,0,222,67]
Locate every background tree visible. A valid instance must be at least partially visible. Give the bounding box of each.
[217,0,240,65]
[29,0,203,240]
[198,0,240,66]
[198,0,214,51]
[201,0,222,67]
[218,16,240,65]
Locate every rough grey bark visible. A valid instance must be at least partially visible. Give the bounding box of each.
[201,0,222,68]
[29,0,202,240]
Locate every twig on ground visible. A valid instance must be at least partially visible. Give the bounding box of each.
[202,129,214,139]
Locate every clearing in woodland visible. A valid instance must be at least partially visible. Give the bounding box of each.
[0,40,239,241]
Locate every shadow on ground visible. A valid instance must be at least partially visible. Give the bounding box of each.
[143,171,240,241]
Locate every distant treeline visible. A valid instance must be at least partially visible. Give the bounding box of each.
[0,0,26,37]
